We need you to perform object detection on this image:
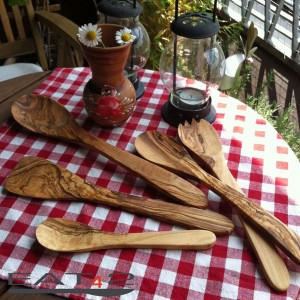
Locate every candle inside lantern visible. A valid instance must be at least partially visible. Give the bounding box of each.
[171,88,208,111]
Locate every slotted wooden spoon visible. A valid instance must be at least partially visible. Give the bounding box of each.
[36,218,216,252]
[178,119,289,292]
[4,156,234,236]
[134,131,300,265]
[10,94,207,209]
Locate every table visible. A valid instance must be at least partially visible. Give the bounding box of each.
[0,67,300,300]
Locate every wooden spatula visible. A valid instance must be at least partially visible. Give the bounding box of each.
[11,94,208,209]
[4,156,234,236]
[36,218,216,252]
[178,119,290,291]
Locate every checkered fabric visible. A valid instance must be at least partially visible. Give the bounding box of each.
[1,67,300,300]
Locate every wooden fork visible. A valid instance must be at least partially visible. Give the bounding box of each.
[178,119,290,292]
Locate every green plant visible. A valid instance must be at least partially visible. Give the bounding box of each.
[240,72,300,160]
[231,22,258,90]
[246,92,300,160]
[226,60,300,160]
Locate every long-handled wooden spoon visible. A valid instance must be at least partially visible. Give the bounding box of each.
[36,218,216,252]
[178,119,289,292]
[134,131,300,265]
[11,94,207,209]
[4,156,234,236]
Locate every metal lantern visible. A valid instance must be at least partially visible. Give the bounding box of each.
[159,0,225,126]
[98,0,150,99]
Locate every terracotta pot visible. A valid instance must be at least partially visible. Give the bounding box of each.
[80,24,136,127]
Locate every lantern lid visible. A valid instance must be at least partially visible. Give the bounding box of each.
[97,0,143,18]
[171,12,219,39]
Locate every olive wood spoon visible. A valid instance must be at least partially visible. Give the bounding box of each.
[178,119,289,292]
[36,218,216,252]
[4,156,234,236]
[11,94,207,209]
[134,131,300,265]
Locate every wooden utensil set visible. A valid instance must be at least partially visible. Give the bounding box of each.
[5,94,298,291]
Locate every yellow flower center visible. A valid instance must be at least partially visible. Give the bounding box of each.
[121,33,131,42]
[86,30,97,41]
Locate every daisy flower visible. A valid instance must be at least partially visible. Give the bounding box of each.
[115,28,136,45]
[77,23,103,47]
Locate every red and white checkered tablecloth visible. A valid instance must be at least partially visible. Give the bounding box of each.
[1,67,300,300]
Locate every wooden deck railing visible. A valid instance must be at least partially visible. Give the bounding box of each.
[220,0,300,71]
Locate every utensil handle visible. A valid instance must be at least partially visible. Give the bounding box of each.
[188,159,300,265]
[77,129,207,209]
[95,230,216,250]
[88,184,234,236]
[212,160,290,291]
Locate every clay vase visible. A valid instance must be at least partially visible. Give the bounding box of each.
[80,24,136,127]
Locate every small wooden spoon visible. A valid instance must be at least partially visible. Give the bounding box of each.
[36,218,216,252]
[4,156,234,236]
[11,94,207,209]
[134,131,300,265]
[178,119,289,292]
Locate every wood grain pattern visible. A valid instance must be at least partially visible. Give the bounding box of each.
[134,131,300,265]
[0,72,51,124]
[178,119,290,292]
[36,218,216,252]
[11,94,207,209]
[4,156,234,236]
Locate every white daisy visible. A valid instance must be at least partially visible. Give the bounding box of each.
[115,28,136,45]
[77,23,102,47]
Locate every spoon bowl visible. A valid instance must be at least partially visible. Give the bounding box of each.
[12,94,76,138]
[36,218,216,252]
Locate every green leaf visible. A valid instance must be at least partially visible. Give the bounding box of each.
[245,22,258,56]
[247,47,257,58]
[232,62,244,89]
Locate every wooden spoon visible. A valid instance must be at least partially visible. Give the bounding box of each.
[178,119,289,292]
[134,131,300,265]
[36,218,216,252]
[4,156,234,236]
[10,94,207,209]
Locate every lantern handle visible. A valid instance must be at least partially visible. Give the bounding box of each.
[175,0,179,20]
[213,0,218,22]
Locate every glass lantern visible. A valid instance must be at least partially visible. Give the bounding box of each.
[159,11,225,126]
[98,0,150,99]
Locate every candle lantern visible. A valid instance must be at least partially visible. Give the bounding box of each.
[159,0,225,126]
[98,0,150,99]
